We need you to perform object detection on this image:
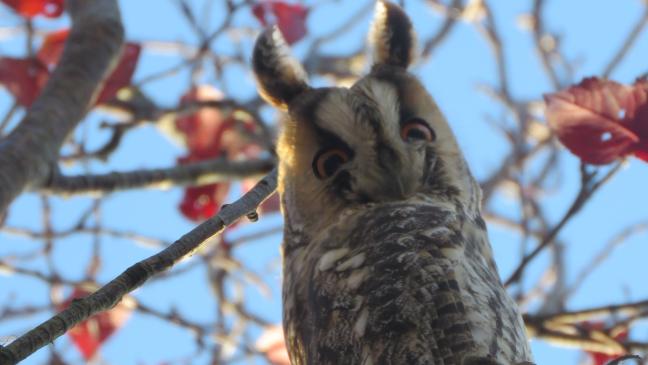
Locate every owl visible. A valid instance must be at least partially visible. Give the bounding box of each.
[251,1,534,364]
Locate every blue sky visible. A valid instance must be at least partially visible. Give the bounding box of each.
[1,0,648,364]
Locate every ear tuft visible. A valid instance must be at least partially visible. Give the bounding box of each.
[368,0,418,69]
[252,27,309,110]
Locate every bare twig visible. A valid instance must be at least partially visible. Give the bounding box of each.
[602,6,648,78]
[477,1,511,99]
[45,158,274,195]
[421,0,462,60]
[531,0,561,90]
[565,221,648,299]
[505,162,624,286]
[0,169,277,364]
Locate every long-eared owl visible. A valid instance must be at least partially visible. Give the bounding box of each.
[251,1,534,364]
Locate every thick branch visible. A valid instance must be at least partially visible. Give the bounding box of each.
[0,0,124,215]
[45,158,274,195]
[0,169,277,364]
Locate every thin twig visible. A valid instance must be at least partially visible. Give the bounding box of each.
[421,0,462,60]
[505,162,624,286]
[602,6,648,78]
[531,0,561,90]
[565,221,648,300]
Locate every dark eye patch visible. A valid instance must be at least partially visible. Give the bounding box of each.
[313,148,350,179]
[322,153,345,175]
[310,124,354,179]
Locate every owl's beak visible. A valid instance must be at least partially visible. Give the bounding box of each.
[394,176,405,194]
[376,145,417,199]
[392,175,417,198]
[381,160,414,199]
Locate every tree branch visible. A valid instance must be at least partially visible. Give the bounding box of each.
[0,0,125,215]
[0,169,277,364]
[45,158,274,195]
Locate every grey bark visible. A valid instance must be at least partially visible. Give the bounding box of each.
[0,0,124,215]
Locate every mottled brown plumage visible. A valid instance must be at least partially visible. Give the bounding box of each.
[252,1,534,364]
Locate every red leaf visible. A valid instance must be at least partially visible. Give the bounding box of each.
[629,78,648,162]
[179,183,231,221]
[256,325,291,365]
[58,286,132,361]
[0,30,140,108]
[96,43,141,104]
[175,86,234,221]
[544,77,648,165]
[1,0,64,18]
[174,85,267,221]
[0,57,49,106]
[176,86,231,155]
[252,1,308,44]
[36,29,141,104]
[37,28,70,67]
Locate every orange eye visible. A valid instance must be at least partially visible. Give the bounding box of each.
[401,119,435,142]
[313,148,350,179]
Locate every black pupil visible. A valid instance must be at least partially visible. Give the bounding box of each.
[323,154,345,176]
[406,126,428,140]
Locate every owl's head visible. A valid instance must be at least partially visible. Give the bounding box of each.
[253,1,481,232]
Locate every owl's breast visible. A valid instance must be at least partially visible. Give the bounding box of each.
[282,202,532,364]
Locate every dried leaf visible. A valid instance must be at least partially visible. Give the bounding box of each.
[544,77,648,164]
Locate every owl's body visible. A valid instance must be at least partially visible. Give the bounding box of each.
[252,1,533,364]
[283,200,529,364]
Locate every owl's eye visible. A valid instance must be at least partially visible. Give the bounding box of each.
[401,119,435,142]
[313,148,350,179]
